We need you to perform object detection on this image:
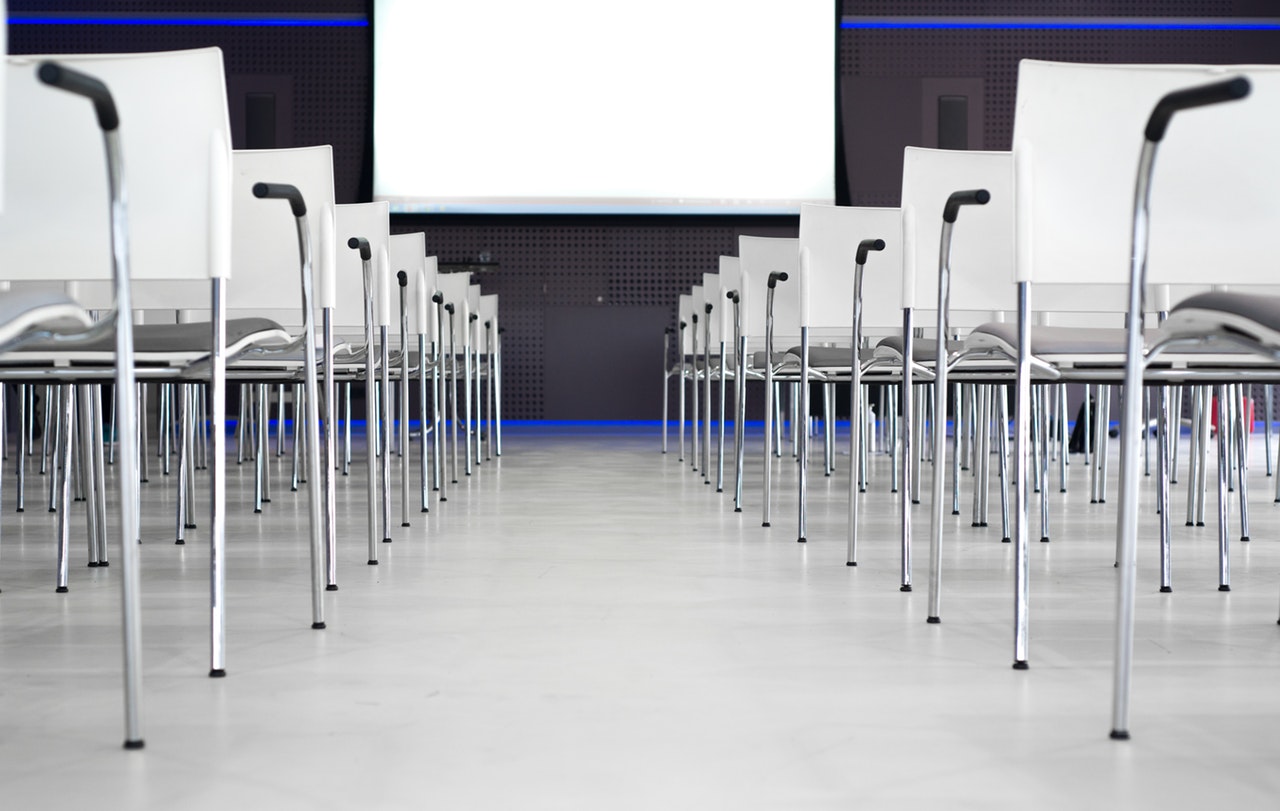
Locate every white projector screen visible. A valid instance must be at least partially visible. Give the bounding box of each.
[373,0,836,215]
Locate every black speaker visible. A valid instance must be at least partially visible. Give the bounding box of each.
[245,92,277,150]
[937,95,968,150]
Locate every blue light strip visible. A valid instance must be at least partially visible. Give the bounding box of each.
[8,12,367,27]
[841,16,1280,32]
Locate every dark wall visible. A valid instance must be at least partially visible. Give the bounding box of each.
[10,2,1280,418]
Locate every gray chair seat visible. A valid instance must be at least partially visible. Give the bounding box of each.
[0,290,93,347]
[1164,291,1280,347]
[20,317,290,356]
[874,335,964,362]
[966,323,1135,356]
[783,345,876,368]
[750,350,801,368]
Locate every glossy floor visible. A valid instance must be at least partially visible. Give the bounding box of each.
[1,423,1278,809]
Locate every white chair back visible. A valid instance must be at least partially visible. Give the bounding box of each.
[389,232,427,344]
[228,145,336,329]
[0,48,231,284]
[900,147,1015,323]
[717,256,741,347]
[798,203,903,341]
[1014,60,1280,294]
[678,292,696,355]
[737,235,800,351]
[701,272,724,349]
[435,272,473,350]
[334,201,391,333]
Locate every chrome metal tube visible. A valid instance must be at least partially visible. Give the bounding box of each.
[1013,282,1032,669]
[900,308,914,592]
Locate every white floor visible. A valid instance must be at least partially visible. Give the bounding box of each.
[2,423,1279,809]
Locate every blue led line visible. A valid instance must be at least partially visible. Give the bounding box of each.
[8,14,367,27]
[841,17,1280,32]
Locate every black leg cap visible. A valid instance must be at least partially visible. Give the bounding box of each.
[382,538,392,544]
[401,522,411,528]
[900,584,912,593]
[1219,585,1231,592]
[734,507,742,513]
[1196,522,1205,527]
[1160,586,1173,593]
[846,561,857,567]
[1186,522,1195,527]
[1002,537,1011,543]
[762,522,770,528]
[797,537,806,544]
[254,509,262,514]
[1040,537,1050,544]
[927,616,940,624]
[123,739,146,751]
[1241,536,1250,543]
[1110,730,1130,741]
[367,560,379,566]
[88,561,100,568]
[716,488,723,493]
[99,561,109,567]
[971,522,982,528]
[185,523,197,529]
[421,508,430,513]
[55,586,68,593]
[311,622,326,630]
[174,539,185,546]
[326,584,339,592]
[1013,661,1029,670]
[209,669,226,678]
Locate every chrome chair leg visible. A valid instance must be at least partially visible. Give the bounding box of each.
[419,333,430,513]
[48,386,62,513]
[716,349,726,492]
[1216,383,1231,591]
[1233,384,1250,542]
[998,384,1012,544]
[276,383,286,457]
[176,384,190,544]
[732,335,747,513]
[797,327,810,543]
[690,315,700,473]
[1039,386,1050,543]
[344,381,352,476]
[55,384,75,593]
[15,384,25,513]
[951,383,962,516]
[1158,385,1173,593]
[380,328,393,541]
[77,385,100,565]
[900,308,914,592]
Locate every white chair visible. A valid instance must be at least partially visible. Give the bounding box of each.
[0,46,234,748]
[389,231,433,528]
[478,292,501,460]
[795,203,902,562]
[336,201,392,564]
[435,271,473,487]
[1004,58,1276,739]
[737,236,800,530]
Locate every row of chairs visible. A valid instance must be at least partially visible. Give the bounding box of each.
[0,47,505,749]
[666,58,1280,741]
